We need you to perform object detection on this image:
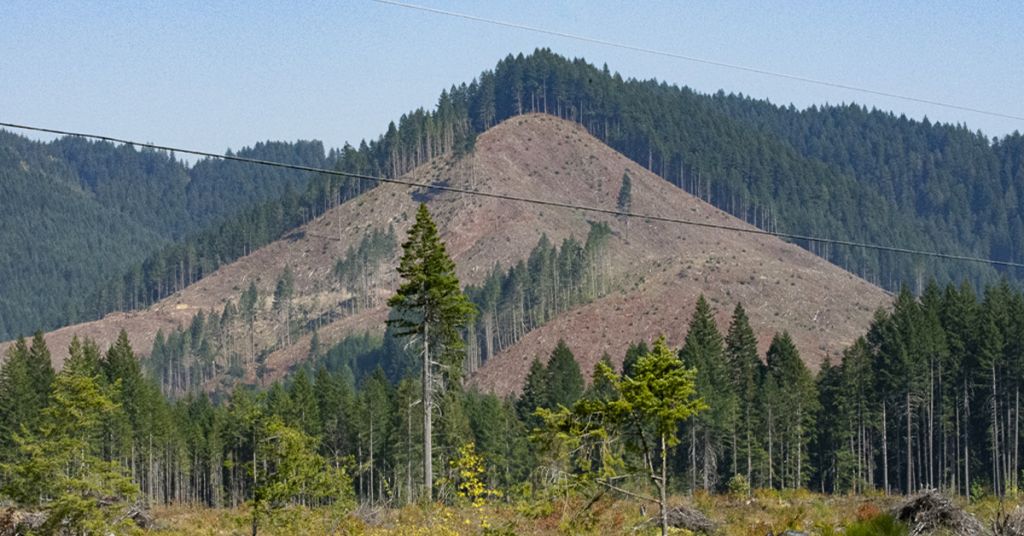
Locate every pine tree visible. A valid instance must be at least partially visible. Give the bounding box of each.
[517,358,549,427]
[602,336,706,536]
[679,296,734,491]
[387,204,475,501]
[2,360,140,534]
[273,266,296,346]
[357,368,391,504]
[239,282,259,365]
[617,171,633,213]
[725,303,761,488]
[838,337,874,494]
[622,340,649,378]
[287,368,321,438]
[765,332,818,489]
[315,366,355,466]
[545,340,584,409]
[27,332,56,400]
[585,353,617,402]
[0,336,54,458]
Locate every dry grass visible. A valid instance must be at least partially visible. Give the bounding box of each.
[146,492,1024,535]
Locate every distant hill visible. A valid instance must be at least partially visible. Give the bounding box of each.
[6,115,891,396]
[4,48,1023,383]
[0,130,326,339]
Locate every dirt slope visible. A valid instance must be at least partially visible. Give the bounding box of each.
[3,114,889,392]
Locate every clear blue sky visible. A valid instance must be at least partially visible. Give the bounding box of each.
[2,1,1021,158]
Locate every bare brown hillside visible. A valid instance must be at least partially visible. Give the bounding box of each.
[3,114,889,393]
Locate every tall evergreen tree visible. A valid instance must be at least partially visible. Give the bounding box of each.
[545,340,584,409]
[764,332,819,489]
[724,303,762,487]
[386,203,475,501]
[617,171,633,213]
[0,335,54,458]
[517,358,549,428]
[679,296,734,491]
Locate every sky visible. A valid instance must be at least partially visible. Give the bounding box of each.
[2,1,1022,159]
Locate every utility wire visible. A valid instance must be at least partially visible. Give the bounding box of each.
[373,0,1024,123]
[2,119,1023,269]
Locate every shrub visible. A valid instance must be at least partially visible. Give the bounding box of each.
[845,514,908,536]
[727,474,751,498]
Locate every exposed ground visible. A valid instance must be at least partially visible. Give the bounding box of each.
[2,114,890,392]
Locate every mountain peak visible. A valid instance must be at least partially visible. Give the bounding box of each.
[5,114,889,394]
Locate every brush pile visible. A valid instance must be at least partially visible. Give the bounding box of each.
[890,490,984,536]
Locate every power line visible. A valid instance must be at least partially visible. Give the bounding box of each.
[2,119,1023,270]
[373,0,1024,123]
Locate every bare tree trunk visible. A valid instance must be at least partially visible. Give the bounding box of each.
[965,382,970,496]
[992,363,1000,496]
[407,399,413,503]
[690,424,697,493]
[768,406,774,489]
[929,362,935,488]
[369,419,375,504]
[660,433,669,536]
[907,391,913,494]
[883,402,889,495]
[797,407,803,489]
[423,323,433,501]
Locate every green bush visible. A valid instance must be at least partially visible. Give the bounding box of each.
[845,514,908,536]
[726,474,750,498]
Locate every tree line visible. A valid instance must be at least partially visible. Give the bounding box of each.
[5,205,1024,534]
[15,280,1023,530]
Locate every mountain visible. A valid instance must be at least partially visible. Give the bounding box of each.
[0,130,327,339]
[8,49,1022,344]
[3,114,891,395]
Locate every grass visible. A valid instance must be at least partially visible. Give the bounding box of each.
[147,492,1022,535]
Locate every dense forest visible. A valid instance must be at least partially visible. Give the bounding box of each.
[0,131,328,339]
[6,205,1024,533]
[5,48,1023,342]
[5,279,1024,528]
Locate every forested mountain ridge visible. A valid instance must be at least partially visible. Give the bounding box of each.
[4,114,890,396]
[6,49,1020,343]
[0,131,166,336]
[710,96,1024,279]
[463,50,1022,290]
[0,130,328,339]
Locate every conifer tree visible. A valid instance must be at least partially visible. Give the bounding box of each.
[600,337,705,536]
[0,335,54,458]
[617,171,633,213]
[545,339,584,409]
[838,337,874,494]
[679,296,734,491]
[725,303,761,487]
[585,353,617,402]
[357,368,391,504]
[517,358,549,427]
[387,204,475,501]
[2,359,140,534]
[622,340,649,378]
[764,332,818,489]
[315,366,354,466]
[273,266,296,345]
[287,368,321,438]
[240,282,259,365]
